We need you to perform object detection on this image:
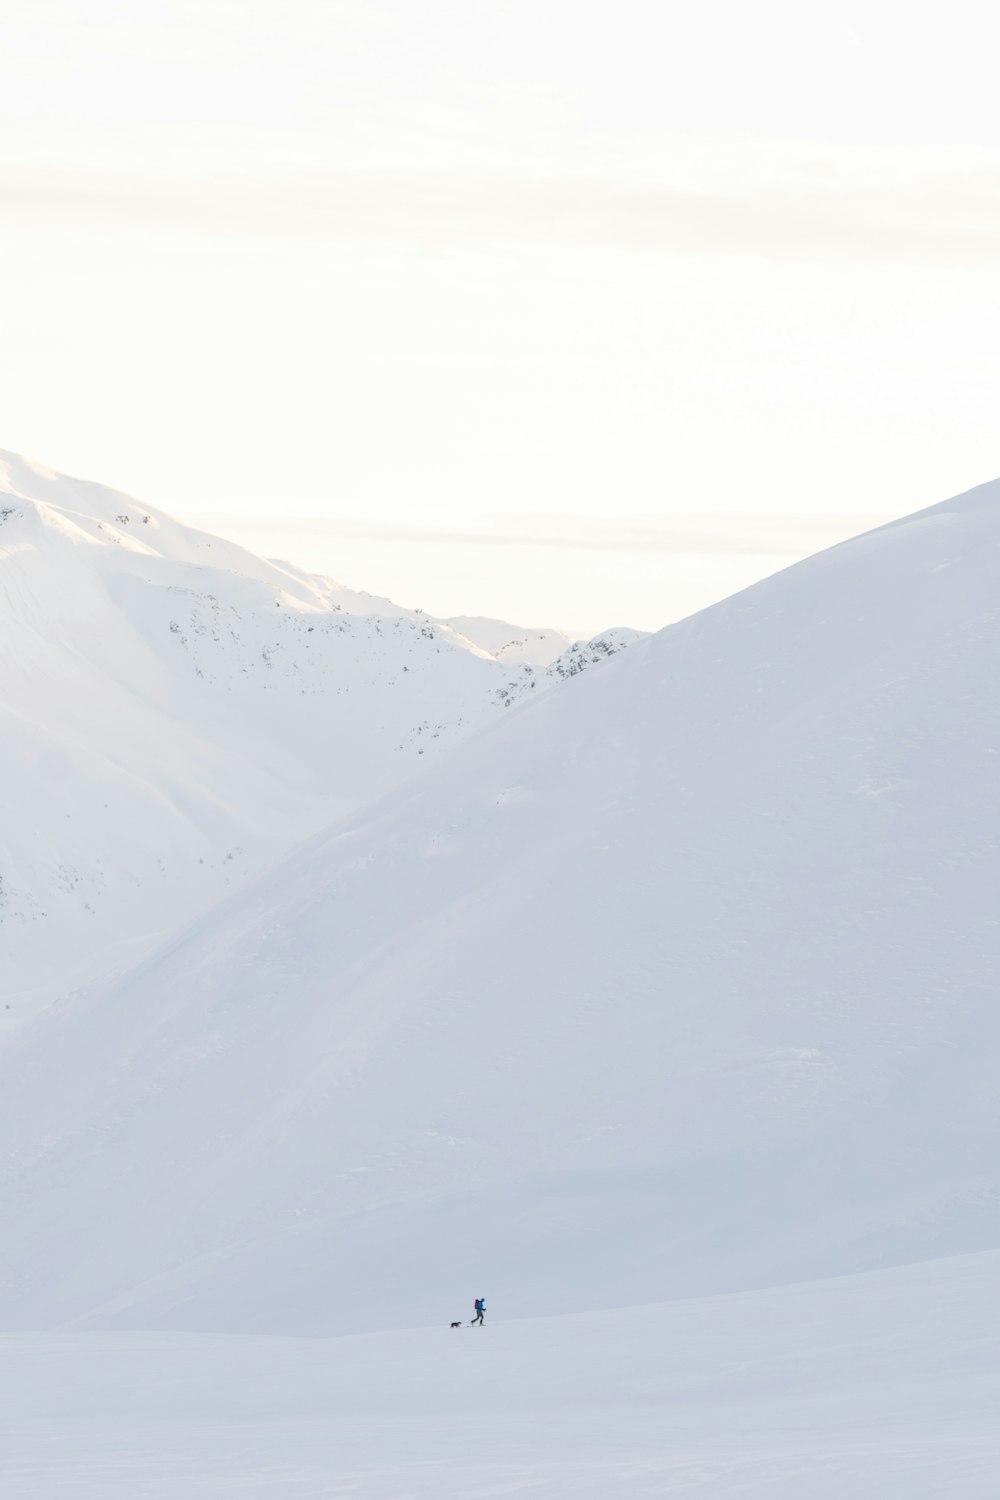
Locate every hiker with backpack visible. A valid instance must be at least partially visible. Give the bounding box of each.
[472,1296,485,1326]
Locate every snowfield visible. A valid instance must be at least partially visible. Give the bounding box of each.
[2,1251,998,1498]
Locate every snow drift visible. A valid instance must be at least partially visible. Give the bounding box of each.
[0,475,998,1334]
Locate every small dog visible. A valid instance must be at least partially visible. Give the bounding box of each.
[449,1320,462,1328]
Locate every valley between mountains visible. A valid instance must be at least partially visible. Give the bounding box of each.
[2,453,999,1498]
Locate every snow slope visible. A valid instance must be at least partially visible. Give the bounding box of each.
[2,1251,998,1498]
[0,452,635,1018]
[1,475,998,1334]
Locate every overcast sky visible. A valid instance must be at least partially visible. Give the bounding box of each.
[2,0,997,632]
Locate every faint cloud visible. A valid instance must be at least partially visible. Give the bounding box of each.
[207,512,895,559]
[2,162,1000,264]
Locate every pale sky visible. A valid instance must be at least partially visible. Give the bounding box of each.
[1,0,998,633]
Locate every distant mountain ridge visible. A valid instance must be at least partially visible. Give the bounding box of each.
[442,615,575,665]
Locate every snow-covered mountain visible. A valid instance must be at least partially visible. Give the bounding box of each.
[1,474,997,1336]
[0,452,638,1018]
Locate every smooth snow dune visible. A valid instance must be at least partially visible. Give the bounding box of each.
[0,477,999,1332]
[1,1251,998,1498]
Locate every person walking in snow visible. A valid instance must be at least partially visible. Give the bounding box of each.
[472,1296,485,1326]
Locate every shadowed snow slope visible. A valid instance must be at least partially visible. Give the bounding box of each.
[0,452,629,1019]
[0,477,998,1333]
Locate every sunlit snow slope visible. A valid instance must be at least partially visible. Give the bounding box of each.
[0,476,998,1334]
[0,452,633,1018]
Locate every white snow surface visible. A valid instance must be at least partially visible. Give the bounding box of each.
[0,452,633,1018]
[1,474,999,1336]
[2,1251,998,1498]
